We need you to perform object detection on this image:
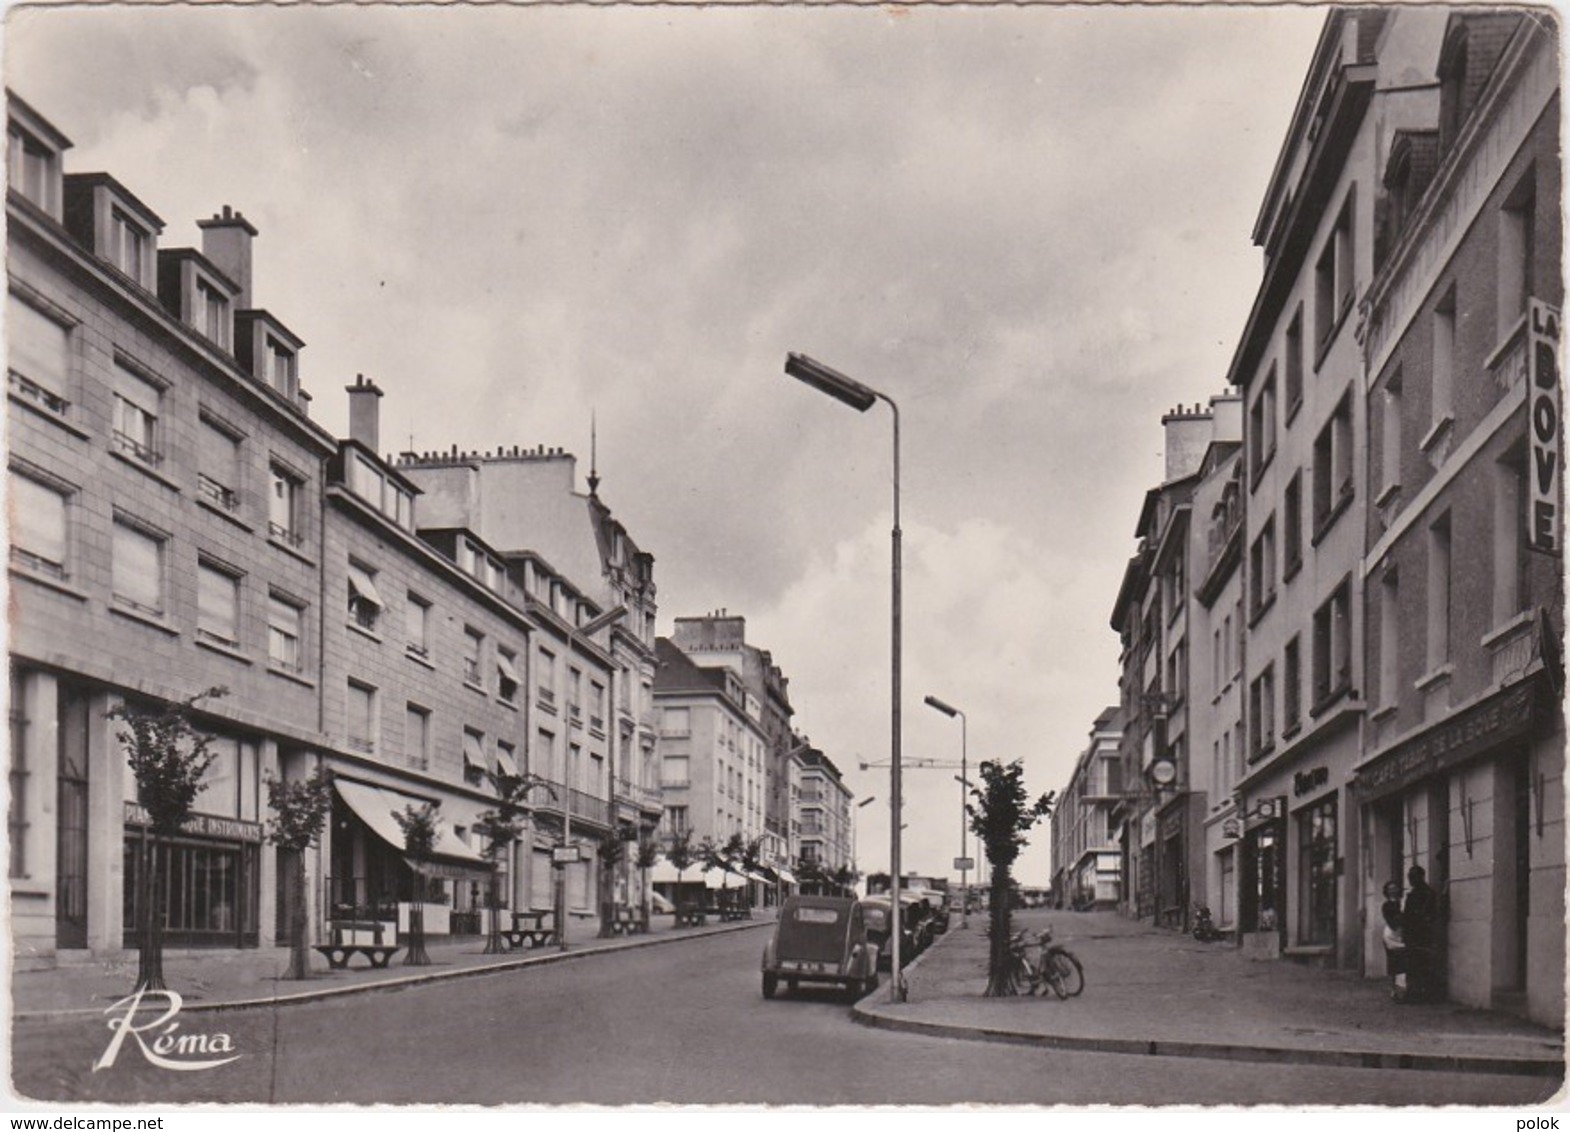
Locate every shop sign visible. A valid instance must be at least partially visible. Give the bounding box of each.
[1355,682,1535,801]
[1528,299,1562,555]
[1158,809,1184,840]
[123,802,263,844]
[1293,766,1329,797]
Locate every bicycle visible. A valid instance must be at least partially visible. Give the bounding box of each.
[1006,927,1085,999]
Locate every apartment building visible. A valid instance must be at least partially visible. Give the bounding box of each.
[7,93,334,964]
[1050,707,1124,911]
[795,744,854,884]
[1355,10,1563,1024]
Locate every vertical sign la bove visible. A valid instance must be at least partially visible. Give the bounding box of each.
[1528,299,1562,554]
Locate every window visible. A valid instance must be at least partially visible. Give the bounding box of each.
[590,680,606,730]
[1249,516,1276,620]
[110,207,149,284]
[112,519,164,616]
[569,744,582,792]
[659,755,685,786]
[1379,373,1402,498]
[1499,171,1536,335]
[1312,579,1353,709]
[9,470,68,579]
[463,728,486,785]
[347,680,376,753]
[404,704,430,771]
[197,560,241,647]
[269,463,303,545]
[497,646,520,705]
[347,562,382,632]
[8,122,57,212]
[1283,472,1303,579]
[198,415,242,512]
[112,362,163,466]
[569,668,582,723]
[1249,666,1275,759]
[1431,290,1456,428]
[1284,305,1304,416]
[403,593,430,658]
[463,627,485,688]
[1312,394,1354,533]
[664,806,689,835]
[1493,455,1528,622]
[1427,513,1452,670]
[1249,370,1277,483]
[1315,193,1356,353]
[1283,636,1302,734]
[268,594,304,672]
[266,336,297,400]
[536,647,556,706]
[9,671,27,878]
[1379,569,1400,709]
[1297,795,1339,946]
[195,278,229,348]
[497,739,520,778]
[536,728,557,783]
[7,293,70,415]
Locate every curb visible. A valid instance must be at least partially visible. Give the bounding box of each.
[850,933,1564,1079]
[13,918,773,1024]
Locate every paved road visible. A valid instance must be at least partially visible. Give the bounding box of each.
[10,927,1557,1106]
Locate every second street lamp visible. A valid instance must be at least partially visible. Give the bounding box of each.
[784,351,905,1002]
[924,693,971,929]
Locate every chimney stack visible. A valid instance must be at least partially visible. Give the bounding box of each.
[346,374,383,452]
[197,205,258,309]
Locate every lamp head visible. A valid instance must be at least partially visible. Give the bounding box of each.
[923,694,960,718]
[784,352,877,412]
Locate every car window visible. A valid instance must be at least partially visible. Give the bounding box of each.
[794,907,841,924]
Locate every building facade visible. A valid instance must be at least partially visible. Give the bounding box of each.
[1354,10,1563,1025]
[1050,707,1124,911]
[795,744,853,884]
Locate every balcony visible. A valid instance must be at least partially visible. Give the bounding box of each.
[534,779,612,828]
[196,473,239,512]
[9,370,70,418]
[1489,315,1528,395]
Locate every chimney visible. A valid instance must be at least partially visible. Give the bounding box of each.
[197,205,258,308]
[1160,403,1213,483]
[346,374,383,452]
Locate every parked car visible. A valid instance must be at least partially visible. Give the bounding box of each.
[650,891,675,915]
[911,888,950,934]
[761,895,879,1001]
[858,893,926,970]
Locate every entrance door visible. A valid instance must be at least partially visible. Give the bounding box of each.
[55,685,89,949]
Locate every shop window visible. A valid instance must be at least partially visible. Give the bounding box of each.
[1297,795,1338,947]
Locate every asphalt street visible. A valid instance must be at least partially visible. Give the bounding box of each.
[10,926,1557,1106]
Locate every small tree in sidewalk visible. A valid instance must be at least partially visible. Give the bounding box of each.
[110,686,228,993]
[596,828,630,938]
[666,830,696,919]
[967,759,1053,997]
[634,833,661,924]
[394,802,439,966]
[264,767,334,980]
[475,771,554,954]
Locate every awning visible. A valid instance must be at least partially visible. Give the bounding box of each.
[496,652,521,686]
[335,779,492,877]
[462,731,487,772]
[495,746,520,777]
[775,868,799,885]
[346,564,382,608]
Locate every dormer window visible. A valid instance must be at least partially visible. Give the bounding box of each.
[267,335,297,400]
[195,277,230,349]
[110,207,149,282]
[7,122,59,215]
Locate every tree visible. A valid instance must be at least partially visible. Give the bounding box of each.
[967,759,1054,997]
[666,829,696,919]
[109,686,228,993]
[596,827,630,938]
[264,768,333,980]
[633,833,662,924]
[832,863,858,896]
[475,771,553,954]
[393,802,440,966]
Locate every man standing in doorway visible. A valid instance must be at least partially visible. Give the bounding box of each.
[1402,865,1440,1003]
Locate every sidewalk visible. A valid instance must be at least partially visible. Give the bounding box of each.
[854,909,1565,1078]
[10,908,776,1022]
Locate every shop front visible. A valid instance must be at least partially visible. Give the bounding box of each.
[122,805,263,948]
[1237,796,1285,957]
[1352,675,1564,1024]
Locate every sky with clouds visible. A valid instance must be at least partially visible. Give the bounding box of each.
[6,1,1328,884]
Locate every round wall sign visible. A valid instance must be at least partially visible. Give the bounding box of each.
[1150,758,1177,786]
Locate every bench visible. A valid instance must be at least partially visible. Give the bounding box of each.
[500,909,557,949]
[610,906,648,935]
[313,943,400,969]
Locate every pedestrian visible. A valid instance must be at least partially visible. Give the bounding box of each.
[1381,881,1408,1003]
[1403,865,1440,1002]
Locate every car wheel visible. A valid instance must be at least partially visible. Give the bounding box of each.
[762,972,778,1000]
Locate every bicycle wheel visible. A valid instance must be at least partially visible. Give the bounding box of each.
[1050,949,1085,997]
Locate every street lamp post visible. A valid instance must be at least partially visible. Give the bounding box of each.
[784,352,905,1003]
[854,795,876,894]
[924,694,970,929]
[557,604,628,951]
